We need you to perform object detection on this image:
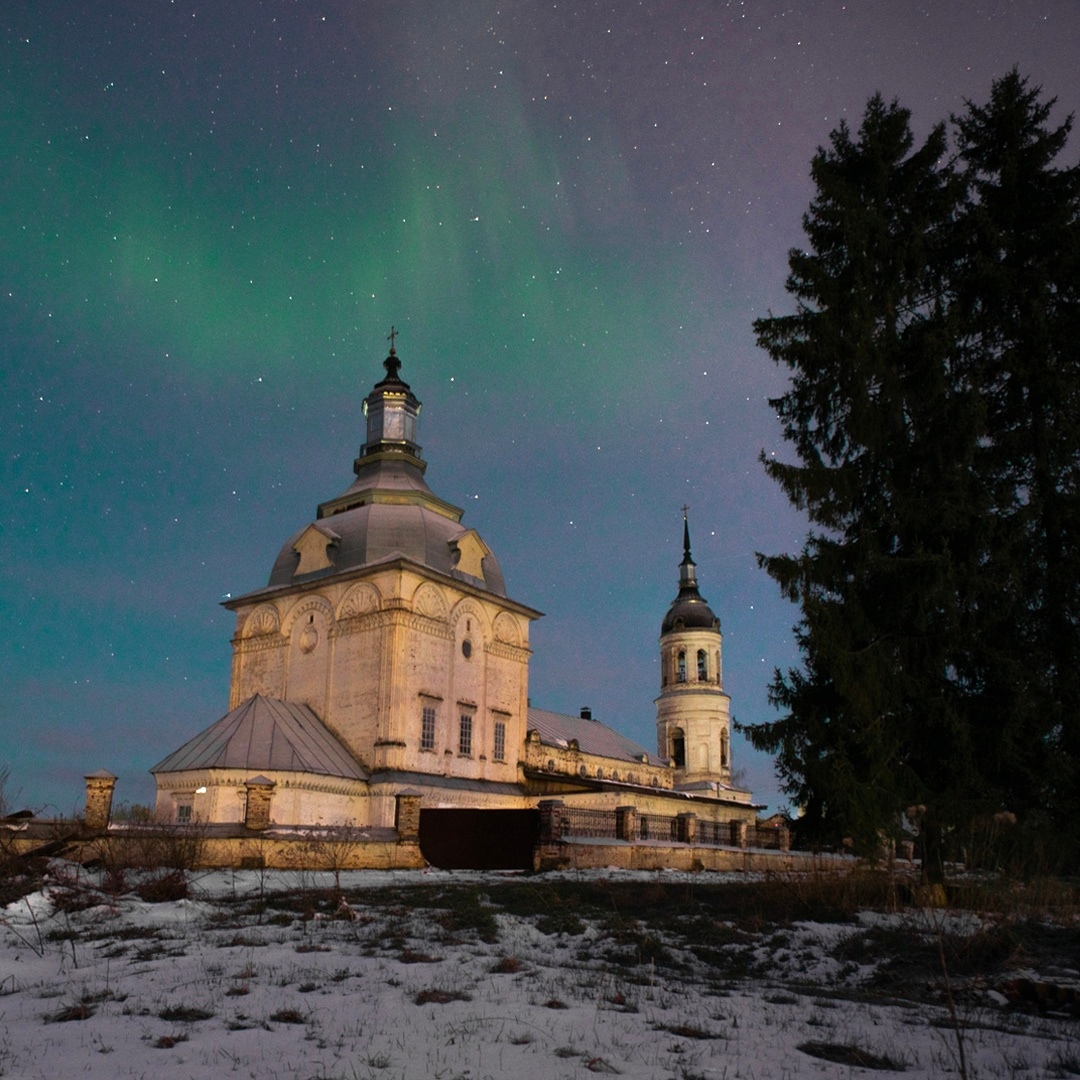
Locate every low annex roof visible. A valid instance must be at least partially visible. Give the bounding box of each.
[151,694,368,781]
[527,707,655,767]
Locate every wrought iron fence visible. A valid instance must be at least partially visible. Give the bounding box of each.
[748,826,783,850]
[638,813,679,842]
[696,818,732,846]
[559,806,619,839]
[549,805,762,848]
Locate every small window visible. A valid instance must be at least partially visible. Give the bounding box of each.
[578,764,587,778]
[677,651,687,682]
[462,639,472,659]
[596,767,604,780]
[176,803,192,824]
[493,720,506,762]
[459,713,473,756]
[697,649,707,681]
[421,705,437,751]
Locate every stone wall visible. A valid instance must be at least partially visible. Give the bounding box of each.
[533,837,843,874]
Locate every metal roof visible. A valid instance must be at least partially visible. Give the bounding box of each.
[527,707,656,766]
[151,694,368,780]
[266,495,508,597]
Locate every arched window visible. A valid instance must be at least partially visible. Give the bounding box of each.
[720,730,729,768]
[677,651,687,682]
[697,649,707,681]
[671,729,686,769]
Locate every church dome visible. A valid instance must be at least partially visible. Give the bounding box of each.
[661,592,719,634]
[660,516,719,635]
[263,342,507,597]
[268,499,507,596]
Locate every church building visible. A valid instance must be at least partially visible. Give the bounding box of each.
[151,344,756,831]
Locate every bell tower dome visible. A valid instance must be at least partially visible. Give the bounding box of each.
[655,513,732,786]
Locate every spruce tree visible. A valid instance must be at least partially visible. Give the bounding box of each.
[747,96,981,878]
[951,71,1080,843]
[749,75,1080,877]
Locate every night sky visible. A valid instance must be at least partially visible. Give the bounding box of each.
[3,2,1079,817]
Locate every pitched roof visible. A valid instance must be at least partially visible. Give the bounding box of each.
[151,694,368,780]
[527,707,655,766]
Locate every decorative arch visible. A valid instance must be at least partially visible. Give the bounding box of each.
[493,611,520,646]
[337,582,381,620]
[412,582,449,621]
[281,594,336,637]
[449,598,490,639]
[242,604,280,638]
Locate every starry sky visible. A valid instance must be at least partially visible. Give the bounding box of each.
[3,2,1079,817]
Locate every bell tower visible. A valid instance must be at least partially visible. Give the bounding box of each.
[655,513,732,786]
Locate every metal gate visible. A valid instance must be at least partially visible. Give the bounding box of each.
[418,808,539,870]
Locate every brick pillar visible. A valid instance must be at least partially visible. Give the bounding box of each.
[615,805,637,842]
[677,813,697,844]
[538,800,566,844]
[778,826,791,852]
[395,792,422,843]
[730,820,748,849]
[244,776,276,831]
[84,771,117,830]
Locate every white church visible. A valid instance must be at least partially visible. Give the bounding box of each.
[151,343,757,832]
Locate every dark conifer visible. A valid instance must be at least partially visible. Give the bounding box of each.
[951,71,1080,844]
[745,76,1080,879]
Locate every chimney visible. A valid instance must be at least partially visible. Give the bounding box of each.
[580,707,592,721]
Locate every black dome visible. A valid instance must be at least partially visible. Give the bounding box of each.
[661,588,719,634]
[660,515,719,634]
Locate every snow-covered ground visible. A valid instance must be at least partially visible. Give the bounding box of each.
[1,865,1077,1079]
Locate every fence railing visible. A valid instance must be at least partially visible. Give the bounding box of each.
[747,826,784,850]
[695,818,731,846]
[560,806,620,839]
[543,803,789,850]
[638,813,680,842]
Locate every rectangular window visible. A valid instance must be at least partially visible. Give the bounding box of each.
[176,803,192,824]
[458,713,473,756]
[493,720,506,762]
[421,705,437,751]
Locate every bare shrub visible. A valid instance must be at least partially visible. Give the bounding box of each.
[269,1007,307,1024]
[158,1005,213,1022]
[134,869,189,903]
[304,822,371,896]
[798,1041,905,1071]
[413,988,472,1005]
[46,1003,95,1023]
